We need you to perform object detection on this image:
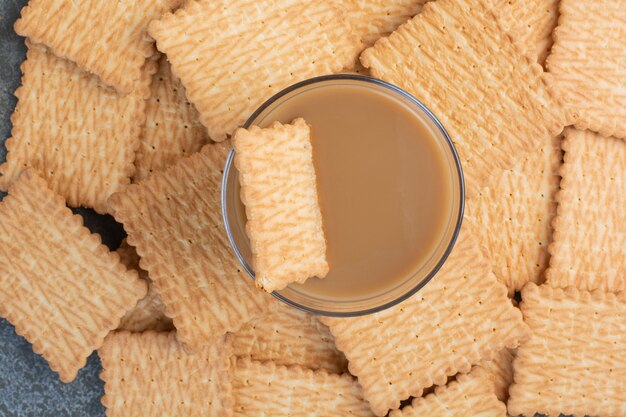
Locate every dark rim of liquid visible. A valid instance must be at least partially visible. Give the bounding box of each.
[222,74,465,317]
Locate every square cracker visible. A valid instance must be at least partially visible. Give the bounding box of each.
[508,283,626,417]
[0,42,154,214]
[231,300,347,374]
[465,135,561,295]
[389,367,506,417]
[547,128,626,292]
[360,0,568,198]
[322,226,529,416]
[99,331,233,417]
[480,347,515,403]
[108,142,268,351]
[149,0,361,140]
[546,0,626,139]
[0,170,147,383]
[134,55,210,182]
[232,359,374,417]
[15,0,181,93]
[233,119,328,292]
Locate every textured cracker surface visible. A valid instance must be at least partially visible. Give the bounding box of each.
[508,284,626,417]
[360,0,567,198]
[149,0,361,140]
[231,301,347,373]
[322,227,529,416]
[0,42,152,213]
[389,367,506,417]
[99,331,233,417]
[547,0,626,139]
[547,128,626,292]
[480,347,515,403]
[466,135,561,295]
[233,119,328,291]
[108,143,269,351]
[232,359,374,417]
[14,0,180,93]
[134,55,210,182]
[0,171,147,382]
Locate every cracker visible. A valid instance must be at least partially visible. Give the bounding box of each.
[15,0,181,93]
[0,42,154,213]
[360,0,568,198]
[465,135,561,295]
[149,0,361,140]
[134,55,210,182]
[233,119,328,292]
[389,367,506,417]
[0,170,147,383]
[508,283,626,417]
[116,241,174,332]
[546,0,626,139]
[480,347,515,402]
[108,143,268,351]
[322,226,529,416]
[99,331,233,417]
[231,301,347,373]
[232,359,374,416]
[547,128,626,292]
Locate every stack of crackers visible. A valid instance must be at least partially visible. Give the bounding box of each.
[0,0,624,416]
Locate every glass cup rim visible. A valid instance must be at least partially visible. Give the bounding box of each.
[221,74,465,317]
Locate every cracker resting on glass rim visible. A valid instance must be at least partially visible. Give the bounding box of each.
[0,170,147,383]
[233,119,328,292]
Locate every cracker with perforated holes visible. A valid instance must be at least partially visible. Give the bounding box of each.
[149,0,361,140]
[360,0,568,198]
[480,347,515,403]
[233,119,328,292]
[508,284,626,417]
[107,142,269,351]
[547,128,626,292]
[99,331,233,417]
[0,170,147,383]
[546,0,626,139]
[14,0,181,93]
[322,227,529,416]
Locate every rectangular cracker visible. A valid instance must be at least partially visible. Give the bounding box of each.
[149,0,361,140]
[547,128,626,292]
[360,0,568,198]
[231,300,347,373]
[546,0,626,139]
[508,283,626,417]
[480,347,515,403]
[108,142,269,351]
[389,367,506,417]
[134,55,210,182]
[322,226,529,416]
[232,359,374,417]
[0,42,154,214]
[0,170,147,383]
[465,135,561,295]
[99,331,233,417]
[15,0,181,93]
[233,119,328,292]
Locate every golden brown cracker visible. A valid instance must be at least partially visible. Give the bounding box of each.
[15,0,181,93]
[465,135,561,295]
[134,55,210,182]
[547,128,626,292]
[480,347,515,403]
[322,227,529,416]
[0,42,154,213]
[149,0,361,140]
[232,359,374,417]
[360,0,568,198]
[108,142,268,351]
[99,331,233,416]
[508,283,626,417]
[233,119,328,292]
[546,0,626,139]
[0,170,147,383]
